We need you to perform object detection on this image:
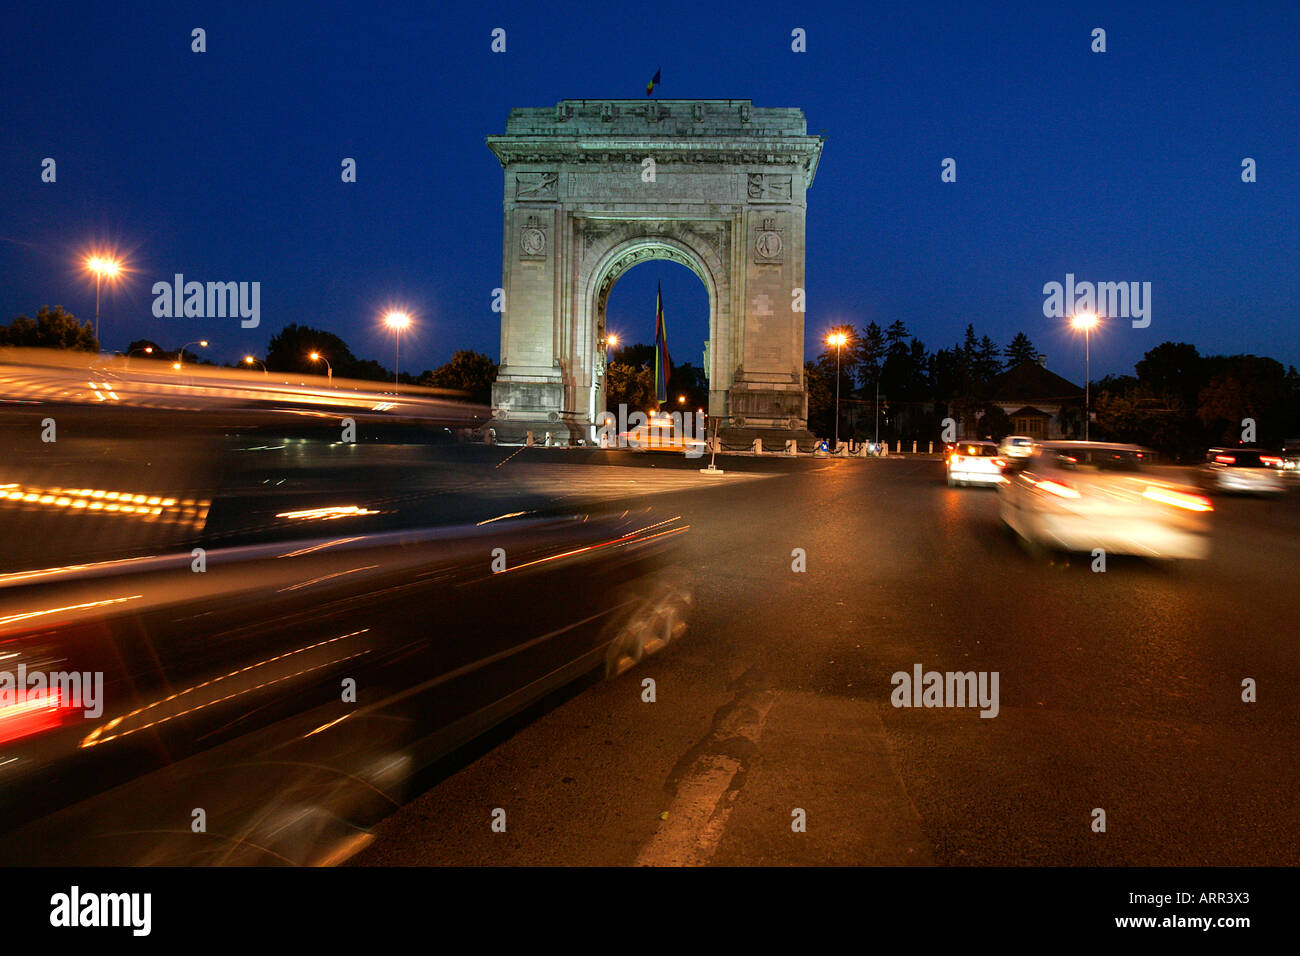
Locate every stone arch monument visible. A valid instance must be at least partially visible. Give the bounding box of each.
[486,99,823,443]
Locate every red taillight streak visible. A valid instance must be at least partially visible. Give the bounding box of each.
[0,689,76,745]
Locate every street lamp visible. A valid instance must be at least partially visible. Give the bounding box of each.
[85,255,122,346]
[244,355,267,375]
[384,311,411,386]
[309,351,332,384]
[827,331,848,448]
[1071,312,1099,440]
[125,345,153,367]
[175,339,209,370]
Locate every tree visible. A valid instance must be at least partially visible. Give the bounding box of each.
[976,404,1013,441]
[266,324,356,374]
[1135,342,1205,408]
[605,362,656,414]
[0,306,98,351]
[1004,332,1040,368]
[667,362,708,412]
[421,350,497,403]
[1197,355,1296,445]
[854,321,886,389]
[974,335,1003,386]
[609,342,654,370]
[264,323,392,382]
[804,360,834,438]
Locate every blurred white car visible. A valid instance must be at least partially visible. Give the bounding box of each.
[947,440,1005,487]
[1283,440,1300,481]
[999,441,1213,561]
[999,435,1034,460]
[1203,448,1285,495]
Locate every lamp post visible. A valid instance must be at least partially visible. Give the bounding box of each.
[175,339,208,370]
[827,331,847,448]
[85,255,122,347]
[384,311,410,386]
[309,351,332,384]
[875,374,881,448]
[1071,312,1099,440]
[125,346,153,368]
[244,355,267,375]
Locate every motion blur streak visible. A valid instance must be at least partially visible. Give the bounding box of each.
[0,352,688,864]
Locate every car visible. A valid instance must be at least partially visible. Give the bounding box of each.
[999,441,1213,561]
[999,435,1034,460]
[1279,440,1300,481]
[1202,447,1285,495]
[0,370,691,865]
[947,440,1006,487]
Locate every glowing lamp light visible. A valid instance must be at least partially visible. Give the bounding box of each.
[384,311,411,330]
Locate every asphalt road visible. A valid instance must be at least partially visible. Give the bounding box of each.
[349,451,1300,866]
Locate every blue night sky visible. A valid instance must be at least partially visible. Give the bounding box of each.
[2,0,1296,381]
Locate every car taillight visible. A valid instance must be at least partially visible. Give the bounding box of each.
[0,639,86,746]
[1214,454,1235,465]
[0,688,79,745]
[1143,486,1213,512]
[992,458,1006,468]
[1037,479,1081,499]
[1261,456,1282,467]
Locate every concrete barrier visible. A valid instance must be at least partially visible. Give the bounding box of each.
[785,439,798,456]
[752,438,763,454]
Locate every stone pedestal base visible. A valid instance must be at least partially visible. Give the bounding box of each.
[727,379,808,432]
[490,379,568,444]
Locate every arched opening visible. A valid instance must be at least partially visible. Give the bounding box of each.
[601,259,709,425]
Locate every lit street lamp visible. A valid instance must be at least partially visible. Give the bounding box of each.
[125,345,153,367]
[244,355,267,375]
[175,339,209,370]
[827,331,848,448]
[384,311,411,386]
[309,351,332,384]
[85,255,122,347]
[1071,312,1099,440]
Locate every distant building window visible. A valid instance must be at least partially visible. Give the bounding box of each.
[1014,417,1045,437]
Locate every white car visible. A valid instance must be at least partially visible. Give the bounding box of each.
[947,440,1005,487]
[1203,448,1285,495]
[999,435,1034,460]
[999,441,1213,561]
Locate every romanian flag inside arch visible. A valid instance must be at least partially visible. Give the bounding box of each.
[654,282,671,405]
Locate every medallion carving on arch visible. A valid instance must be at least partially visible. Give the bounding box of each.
[752,216,784,263]
[519,215,548,260]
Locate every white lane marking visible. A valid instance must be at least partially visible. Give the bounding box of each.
[634,683,777,867]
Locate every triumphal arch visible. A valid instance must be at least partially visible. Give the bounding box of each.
[486,99,823,443]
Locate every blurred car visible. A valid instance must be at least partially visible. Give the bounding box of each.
[0,365,691,865]
[999,435,1034,461]
[1202,447,1285,495]
[1279,440,1300,481]
[617,414,706,454]
[947,440,1006,487]
[999,441,1212,561]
